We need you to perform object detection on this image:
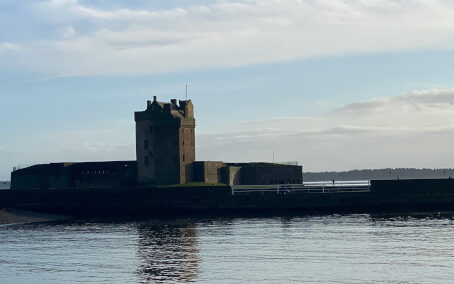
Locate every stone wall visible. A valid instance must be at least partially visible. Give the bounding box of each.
[179,126,196,183]
[192,161,226,184]
[221,166,241,185]
[11,161,137,189]
[4,179,454,217]
[191,162,302,186]
[240,164,302,185]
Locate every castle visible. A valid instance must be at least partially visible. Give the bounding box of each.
[135,96,195,185]
[11,98,302,189]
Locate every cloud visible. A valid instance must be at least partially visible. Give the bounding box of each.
[72,142,131,153]
[0,146,10,153]
[2,0,454,75]
[2,87,454,178]
[334,88,454,115]
[197,88,454,171]
[0,42,23,53]
[58,26,76,39]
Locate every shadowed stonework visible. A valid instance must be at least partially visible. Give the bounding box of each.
[135,97,196,185]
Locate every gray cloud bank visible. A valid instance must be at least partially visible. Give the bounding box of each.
[2,0,454,74]
[197,88,454,171]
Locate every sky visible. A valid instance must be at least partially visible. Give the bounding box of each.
[2,0,454,180]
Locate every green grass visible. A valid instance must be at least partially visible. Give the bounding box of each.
[231,184,277,189]
[135,182,228,189]
[159,182,227,188]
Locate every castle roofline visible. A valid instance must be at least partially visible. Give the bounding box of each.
[135,96,195,123]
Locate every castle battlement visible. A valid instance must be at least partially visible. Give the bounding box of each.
[135,96,196,185]
[134,96,195,124]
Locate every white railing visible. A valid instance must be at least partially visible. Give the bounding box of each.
[303,180,370,187]
[231,181,371,195]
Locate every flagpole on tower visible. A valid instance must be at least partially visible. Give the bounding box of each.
[186,84,188,101]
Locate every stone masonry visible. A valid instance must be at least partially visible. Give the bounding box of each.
[135,97,195,185]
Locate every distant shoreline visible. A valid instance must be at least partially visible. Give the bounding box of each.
[0,181,10,190]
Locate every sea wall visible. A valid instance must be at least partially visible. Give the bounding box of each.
[1,179,454,217]
[0,186,233,216]
[369,179,454,210]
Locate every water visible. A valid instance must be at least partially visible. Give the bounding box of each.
[1,214,454,283]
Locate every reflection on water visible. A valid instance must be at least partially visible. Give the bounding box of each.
[1,213,454,283]
[136,222,199,283]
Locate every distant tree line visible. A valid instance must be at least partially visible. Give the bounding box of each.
[0,181,10,189]
[303,168,454,182]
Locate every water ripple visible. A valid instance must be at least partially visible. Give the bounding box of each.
[1,214,454,283]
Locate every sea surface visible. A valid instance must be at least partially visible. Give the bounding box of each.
[1,213,454,283]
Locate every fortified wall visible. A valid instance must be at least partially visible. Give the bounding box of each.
[11,98,302,189]
[191,161,302,185]
[11,161,137,189]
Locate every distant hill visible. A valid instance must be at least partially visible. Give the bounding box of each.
[303,168,454,182]
[0,181,10,190]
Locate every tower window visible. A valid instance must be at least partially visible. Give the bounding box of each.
[150,125,153,134]
[183,154,185,162]
[183,140,185,146]
[144,140,149,150]
[145,156,149,166]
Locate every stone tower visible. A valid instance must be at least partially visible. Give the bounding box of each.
[134,96,196,185]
